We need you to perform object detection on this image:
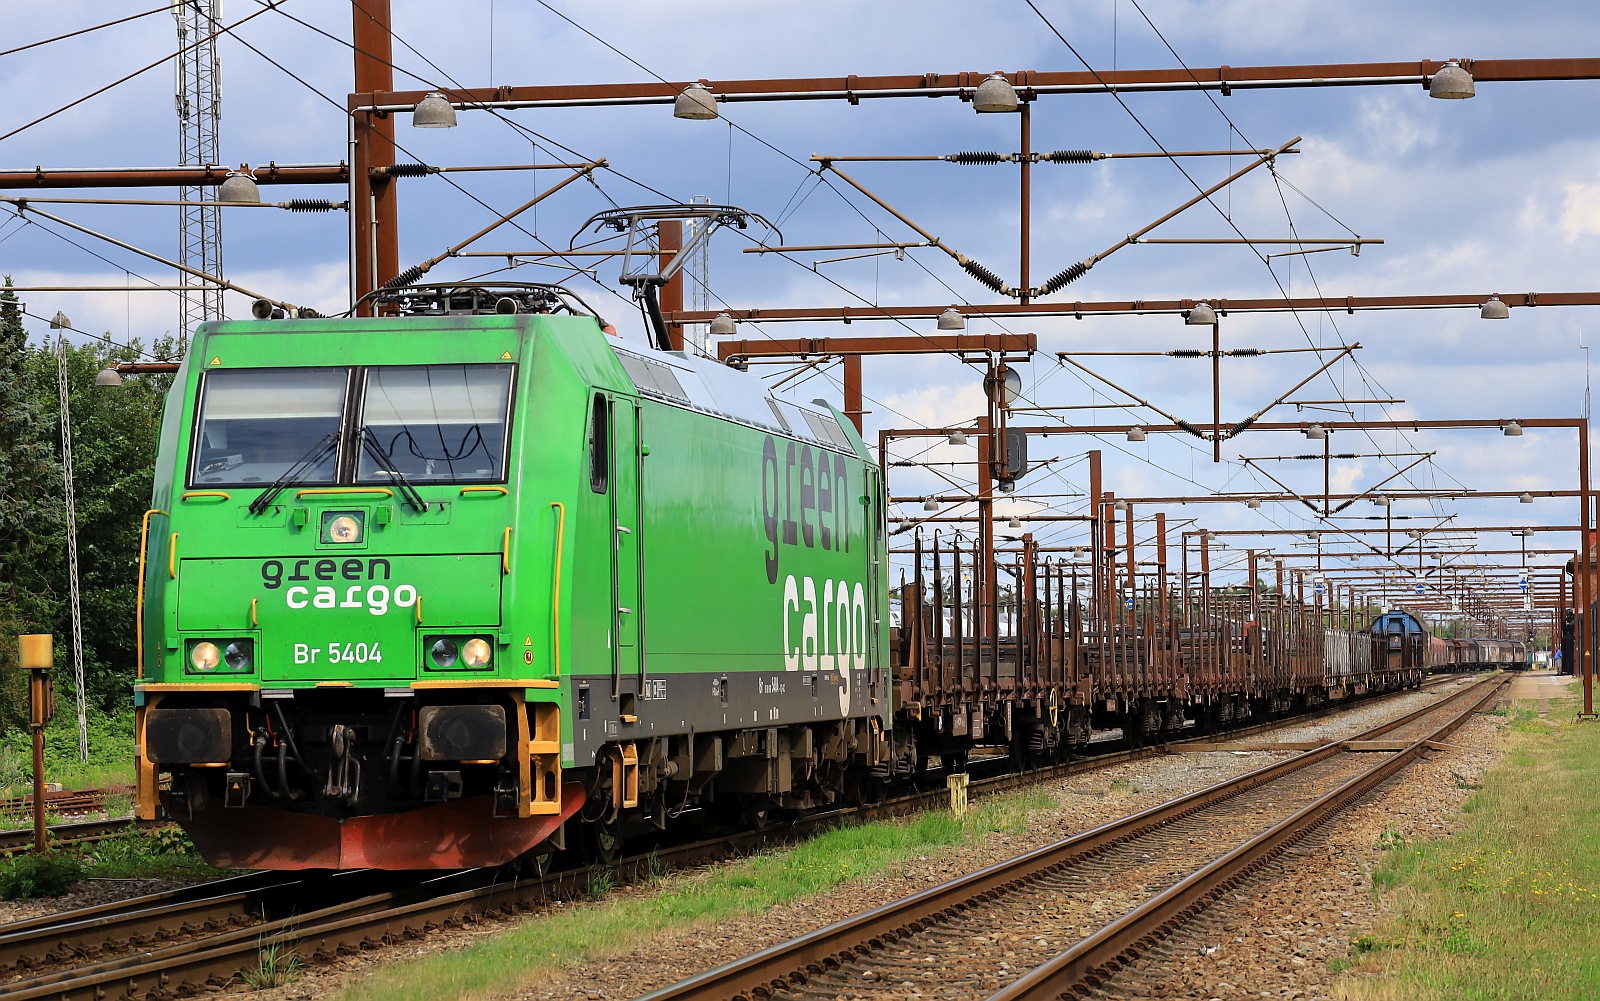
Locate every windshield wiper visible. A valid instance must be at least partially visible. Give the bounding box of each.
[249,432,341,515]
[359,427,428,512]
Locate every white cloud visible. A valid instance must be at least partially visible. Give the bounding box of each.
[1561,181,1600,241]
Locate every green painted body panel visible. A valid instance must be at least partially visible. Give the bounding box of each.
[638,399,880,679]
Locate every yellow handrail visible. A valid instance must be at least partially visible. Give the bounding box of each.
[502,526,512,574]
[181,490,231,502]
[168,532,178,579]
[295,487,394,499]
[550,501,565,676]
[461,486,509,497]
[136,508,166,679]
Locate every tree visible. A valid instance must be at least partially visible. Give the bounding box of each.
[0,277,65,730]
[0,277,182,727]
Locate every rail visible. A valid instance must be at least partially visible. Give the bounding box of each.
[636,675,1505,1001]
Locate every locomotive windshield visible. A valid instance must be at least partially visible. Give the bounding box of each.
[356,364,514,484]
[187,363,514,489]
[190,368,348,487]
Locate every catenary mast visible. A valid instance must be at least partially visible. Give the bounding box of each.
[174,0,224,334]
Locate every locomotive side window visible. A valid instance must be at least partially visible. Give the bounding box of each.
[588,393,610,493]
[189,367,348,487]
[356,364,514,484]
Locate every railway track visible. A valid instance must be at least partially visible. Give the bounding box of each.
[0,674,1479,999]
[0,818,167,854]
[638,673,1506,1001]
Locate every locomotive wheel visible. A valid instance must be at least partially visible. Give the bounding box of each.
[583,816,622,865]
[517,845,559,878]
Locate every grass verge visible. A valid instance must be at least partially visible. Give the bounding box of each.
[332,787,1058,1001]
[79,824,225,881]
[1336,682,1600,1000]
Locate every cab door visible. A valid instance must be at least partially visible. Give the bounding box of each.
[611,397,643,692]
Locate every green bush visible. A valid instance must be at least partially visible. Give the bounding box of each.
[0,849,83,899]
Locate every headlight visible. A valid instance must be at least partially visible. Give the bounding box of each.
[326,513,362,544]
[462,638,492,668]
[430,638,459,668]
[224,640,253,671]
[191,641,221,672]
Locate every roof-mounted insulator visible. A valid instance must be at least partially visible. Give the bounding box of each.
[1175,419,1206,440]
[960,257,1007,293]
[1168,349,1205,358]
[1035,260,1090,296]
[1228,416,1258,438]
[382,264,428,289]
[381,163,437,177]
[1227,348,1265,357]
[947,151,1007,165]
[1046,149,1097,164]
[283,199,342,213]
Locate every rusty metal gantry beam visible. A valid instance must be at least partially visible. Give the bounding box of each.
[672,290,1600,326]
[718,333,1035,432]
[0,164,349,189]
[363,58,1600,111]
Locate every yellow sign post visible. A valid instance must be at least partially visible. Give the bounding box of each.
[946,771,969,817]
[17,635,55,853]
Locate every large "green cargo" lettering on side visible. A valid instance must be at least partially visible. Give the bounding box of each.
[761,435,850,585]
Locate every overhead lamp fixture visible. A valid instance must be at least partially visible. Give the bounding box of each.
[49,311,71,330]
[94,366,124,387]
[1126,426,1146,442]
[1503,420,1523,437]
[217,169,261,203]
[1113,498,1129,511]
[1305,531,1320,540]
[1480,295,1510,320]
[1008,516,1022,529]
[972,72,1019,113]
[708,312,737,336]
[673,82,719,121]
[1204,531,1218,541]
[947,430,969,446]
[923,497,939,512]
[411,91,458,128]
[1246,498,1261,509]
[1519,492,1534,504]
[1304,424,1327,440]
[937,306,966,330]
[1072,548,1086,559]
[1183,302,1216,326]
[1428,59,1475,100]
[1373,494,1391,507]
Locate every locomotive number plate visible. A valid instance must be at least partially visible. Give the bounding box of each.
[293,641,384,665]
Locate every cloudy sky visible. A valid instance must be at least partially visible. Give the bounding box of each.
[3,1,1597,619]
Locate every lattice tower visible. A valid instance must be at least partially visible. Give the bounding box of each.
[175,0,224,335]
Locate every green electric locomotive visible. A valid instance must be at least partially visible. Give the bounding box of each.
[134,284,896,869]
